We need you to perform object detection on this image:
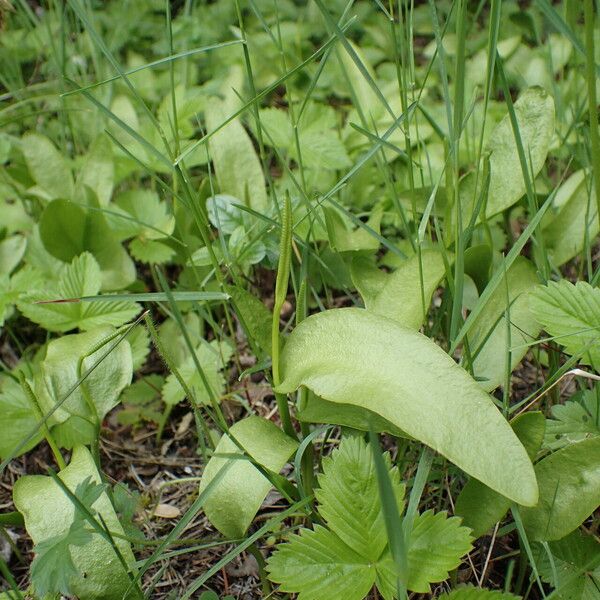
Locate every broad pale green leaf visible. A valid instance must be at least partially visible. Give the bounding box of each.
[39,199,136,290]
[465,257,541,391]
[0,375,44,459]
[535,530,600,599]
[297,393,406,437]
[455,412,545,537]
[21,133,74,200]
[76,134,114,206]
[376,511,473,594]
[521,437,600,541]
[267,524,376,600]
[352,249,448,329]
[205,98,268,213]
[542,170,599,267]
[315,436,404,562]
[161,340,232,406]
[485,87,554,217]
[199,416,298,538]
[276,308,538,506]
[544,388,600,450]
[13,446,136,599]
[129,238,175,264]
[18,253,140,332]
[439,585,521,599]
[530,280,600,369]
[34,327,132,437]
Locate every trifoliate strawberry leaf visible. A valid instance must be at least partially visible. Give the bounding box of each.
[544,388,600,450]
[267,436,473,599]
[18,252,140,332]
[534,530,600,599]
[376,511,473,595]
[439,585,522,599]
[267,524,376,600]
[162,340,233,405]
[129,238,175,264]
[111,189,175,242]
[315,435,404,561]
[530,281,600,369]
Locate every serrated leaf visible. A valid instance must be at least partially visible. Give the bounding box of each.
[268,524,376,600]
[351,249,448,329]
[521,437,600,541]
[455,412,545,538]
[276,308,538,506]
[535,530,600,599]
[268,436,472,599]
[544,388,600,450]
[316,436,405,562]
[13,446,136,599]
[31,520,91,597]
[199,416,298,538]
[21,133,74,200]
[18,253,140,332]
[530,280,600,369]
[129,238,175,264]
[112,189,175,241]
[162,340,232,406]
[377,511,473,594]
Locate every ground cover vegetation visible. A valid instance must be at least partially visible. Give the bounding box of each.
[1,0,600,598]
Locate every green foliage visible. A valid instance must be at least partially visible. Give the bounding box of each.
[351,248,448,329]
[13,446,136,599]
[439,586,521,599]
[544,387,600,450]
[521,437,600,541]
[535,530,600,599]
[267,436,473,598]
[465,257,541,392]
[530,280,600,369]
[18,253,140,332]
[455,412,545,537]
[277,308,538,506]
[199,416,298,538]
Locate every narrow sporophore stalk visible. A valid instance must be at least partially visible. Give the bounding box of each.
[271,194,295,438]
[584,0,600,221]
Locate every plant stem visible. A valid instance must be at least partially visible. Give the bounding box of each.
[584,0,600,221]
[19,373,66,470]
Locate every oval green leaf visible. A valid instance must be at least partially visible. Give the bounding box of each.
[276,308,538,506]
[199,416,298,538]
[521,437,600,541]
